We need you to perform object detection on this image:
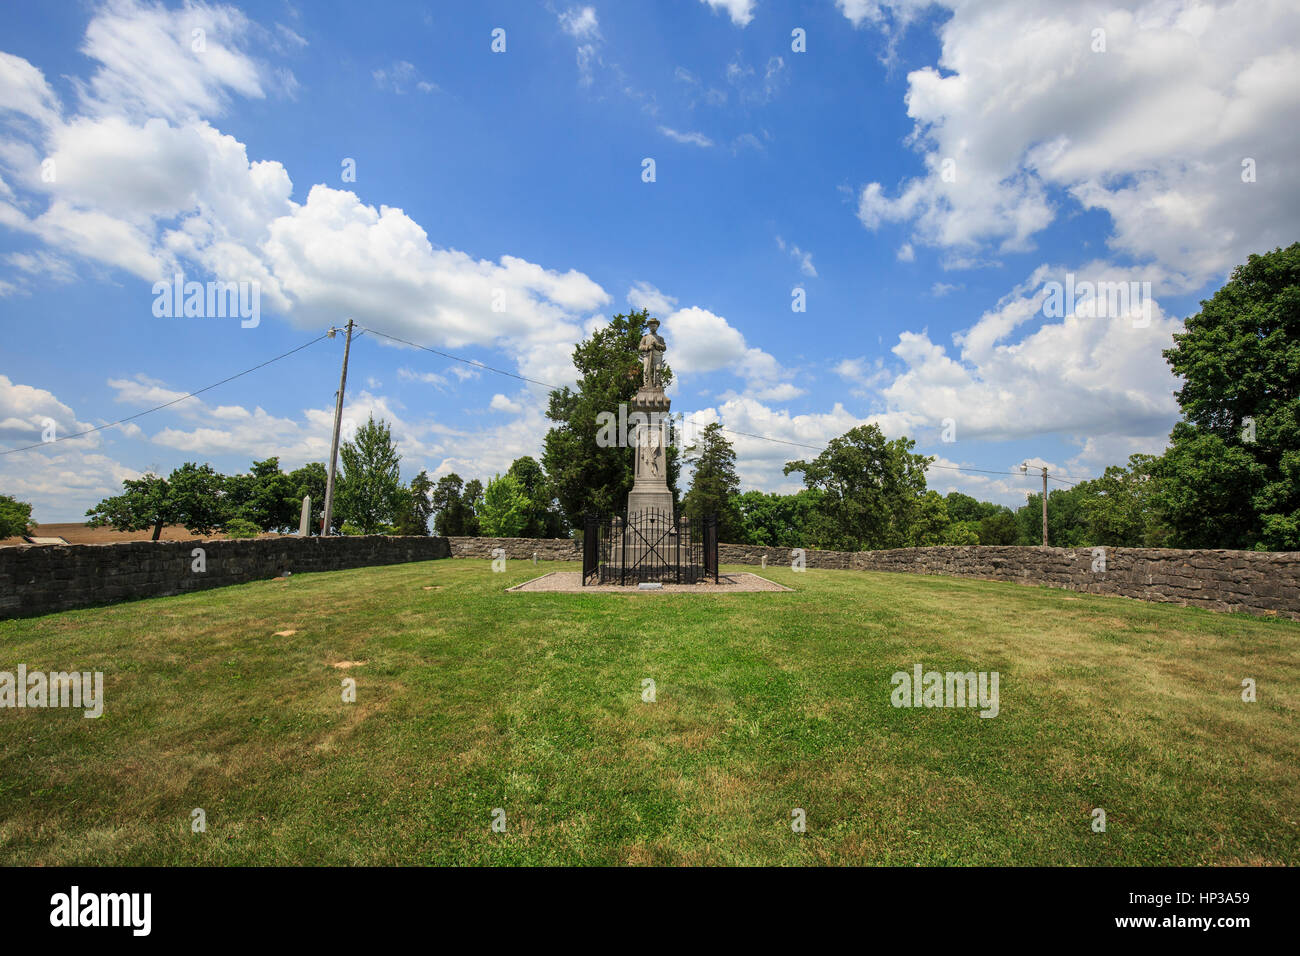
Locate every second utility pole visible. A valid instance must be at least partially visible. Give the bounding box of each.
[321,319,354,536]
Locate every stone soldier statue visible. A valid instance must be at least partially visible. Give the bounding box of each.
[626,315,674,523]
[638,318,666,388]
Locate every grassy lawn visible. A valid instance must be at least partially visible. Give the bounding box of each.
[1,558,1296,866]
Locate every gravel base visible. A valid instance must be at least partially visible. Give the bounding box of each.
[507,571,792,593]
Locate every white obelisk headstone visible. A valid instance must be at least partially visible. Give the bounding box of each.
[299,495,311,536]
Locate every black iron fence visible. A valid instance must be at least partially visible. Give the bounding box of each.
[583,509,718,585]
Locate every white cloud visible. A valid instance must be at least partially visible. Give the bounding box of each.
[873,264,1182,444]
[700,0,756,28]
[854,0,1300,289]
[836,1,885,27]
[555,6,604,87]
[725,55,786,105]
[681,397,868,491]
[0,374,97,448]
[0,376,140,521]
[0,17,612,392]
[489,393,524,414]
[662,305,801,403]
[627,281,677,315]
[896,242,915,262]
[658,126,713,148]
[372,61,437,94]
[76,0,267,122]
[0,447,140,523]
[558,6,600,40]
[398,367,449,389]
[775,236,817,277]
[0,51,61,129]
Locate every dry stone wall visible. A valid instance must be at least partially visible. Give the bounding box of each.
[715,542,1300,620]
[445,537,581,560]
[0,535,449,619]
[4,534,1297,621]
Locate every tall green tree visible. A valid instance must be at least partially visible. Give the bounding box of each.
[0,494,35,538]
[682,422,743,540]
[462,479,484,536]
[1077,454,1169,547]
[1016,484,1093,548]
[394,469,435,536]
[431,473,471,536]
[906,490,953,546]
[542,310,680,526]
[479,473,531,537]
[976,509,1022,545]
[784,424,933,551]
[506,456,566,537]
[733,489,824,547]
[1156,243,1300,549]
[944,492,1003,524]
[336,416,404,534]
[224,457,298,531]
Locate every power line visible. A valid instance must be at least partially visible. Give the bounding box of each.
[361,325,560,390]
[0,332,333,456]
[358,322,1093,488]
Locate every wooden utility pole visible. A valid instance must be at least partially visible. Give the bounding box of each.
[1039,465,1048,547]
[1022,461,1049,547]
[321,319,354,536]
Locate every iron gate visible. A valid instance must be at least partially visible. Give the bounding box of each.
[582,509,718,585]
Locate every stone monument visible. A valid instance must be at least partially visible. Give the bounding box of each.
[626,319,674,521]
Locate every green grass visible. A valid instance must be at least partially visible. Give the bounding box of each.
[1,559,1296,865]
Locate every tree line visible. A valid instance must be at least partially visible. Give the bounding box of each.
[78,417,438,539]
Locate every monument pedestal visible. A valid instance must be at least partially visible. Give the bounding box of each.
[626,382,673,522]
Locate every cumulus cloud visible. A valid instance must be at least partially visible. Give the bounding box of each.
[627,281,677,315]
[679,397,869,491]
[0,376,143,521]
[489,393,524,414]
[0,374,97,448]
[853,0,1300,289]
[874,264,1182,444]
[0,4,612,397]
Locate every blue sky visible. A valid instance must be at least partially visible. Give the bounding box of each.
[2,0,1297,521]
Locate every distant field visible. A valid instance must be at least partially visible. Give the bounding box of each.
[0,522,287,547]
[1,559,1295,865]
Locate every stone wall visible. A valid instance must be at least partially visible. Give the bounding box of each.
[5,533,1297,622]
[714,542,1300,620]
[445,536,581,560]
[0,535,449,619]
